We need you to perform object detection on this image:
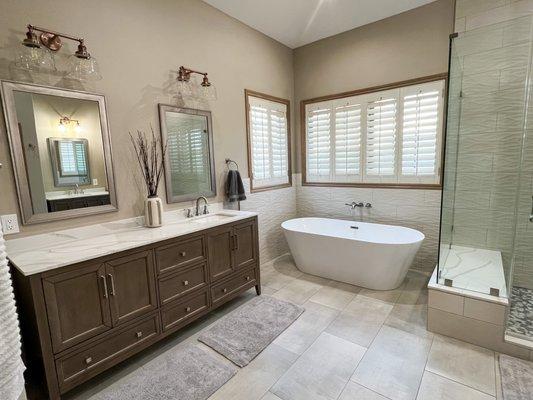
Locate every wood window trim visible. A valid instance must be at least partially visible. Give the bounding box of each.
[245,89,292,193]
[300,73,448,190]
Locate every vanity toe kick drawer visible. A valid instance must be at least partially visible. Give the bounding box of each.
[55,314,160,391]
[212,267,257,305]
[161,289,209,331]
[155,236,205,275]
[159,263,208,305]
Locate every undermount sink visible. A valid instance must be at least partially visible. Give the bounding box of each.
[186,213,235,224]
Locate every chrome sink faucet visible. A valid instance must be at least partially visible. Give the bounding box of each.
[195,196,209,216]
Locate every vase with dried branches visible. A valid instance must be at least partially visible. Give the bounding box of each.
[130,128,167,227]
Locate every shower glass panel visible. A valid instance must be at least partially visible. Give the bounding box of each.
[438,16,533,301]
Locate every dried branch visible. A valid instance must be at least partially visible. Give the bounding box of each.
[129,127,167,197]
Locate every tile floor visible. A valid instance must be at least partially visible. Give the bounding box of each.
[67,254,505,400]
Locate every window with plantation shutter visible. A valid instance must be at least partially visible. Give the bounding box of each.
[400,81,443,182]
[304,78,445,187]
[246,90,291,191]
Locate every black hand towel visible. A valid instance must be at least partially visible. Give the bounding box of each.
[226,170,247,202]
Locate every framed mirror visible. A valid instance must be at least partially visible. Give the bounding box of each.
[158,105,216,203]
[0,80,118,224]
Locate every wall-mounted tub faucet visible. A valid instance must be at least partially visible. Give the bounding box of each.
[345,202,372,209]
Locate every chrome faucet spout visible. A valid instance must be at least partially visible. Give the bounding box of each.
[195,196,209,216]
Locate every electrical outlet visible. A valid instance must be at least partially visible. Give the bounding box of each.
[1,214,20,235]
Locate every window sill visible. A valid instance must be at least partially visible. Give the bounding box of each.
[250,181,293,193]
[302,181,442,190]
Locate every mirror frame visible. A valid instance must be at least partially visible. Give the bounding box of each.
[0,80,118,224]
[158,104,216,203]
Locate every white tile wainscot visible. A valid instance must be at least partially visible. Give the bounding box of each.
[427,266,533,359]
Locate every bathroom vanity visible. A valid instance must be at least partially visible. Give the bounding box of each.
[7,211,260,400]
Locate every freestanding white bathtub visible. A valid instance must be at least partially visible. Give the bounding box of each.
[282,217,424,290]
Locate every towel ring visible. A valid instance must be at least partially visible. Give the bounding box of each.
[225,158,239,170]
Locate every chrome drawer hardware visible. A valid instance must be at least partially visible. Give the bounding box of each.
[136,331,143,338]
[183,280,189,286]
[85,357,92,365]
[245,276,250,281]
[107,273,116,296]
[223,288,227,293]
[179,251,186,257]
[185,306,191,312]
[100,275,108,298]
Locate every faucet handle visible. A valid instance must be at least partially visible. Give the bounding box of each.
[203,205,209,215]
[185,208,193,218]
[365,203,372,208]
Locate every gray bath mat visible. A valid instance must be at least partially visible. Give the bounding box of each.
[499,354,533,400]
[198,295,304,366]
[90,344,237,400]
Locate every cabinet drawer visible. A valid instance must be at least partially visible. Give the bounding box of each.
[159,263,208,305]
[211,267,257,305]
[155,236,205,275]
[161,289,209,331]
[56,314,160,391]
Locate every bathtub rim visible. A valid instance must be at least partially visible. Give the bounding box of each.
[281,217,425,246]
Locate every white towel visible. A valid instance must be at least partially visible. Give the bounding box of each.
[0,231,25,400]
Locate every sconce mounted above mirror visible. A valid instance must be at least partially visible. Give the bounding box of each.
[176,66,217,101]
[16,24,102,81]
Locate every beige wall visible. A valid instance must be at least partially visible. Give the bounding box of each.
[0,0,294,237]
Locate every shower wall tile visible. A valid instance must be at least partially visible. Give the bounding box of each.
[455,0,506,19]
[459,113,498,135]
[462,43,529,74]
[499,66,528,89]
[239,175,297,264]
[465,0,533,31]
[502,15,533,45]
[461,71,500,97]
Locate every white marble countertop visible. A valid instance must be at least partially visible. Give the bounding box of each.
[45,188,110,201]
[6,207,257,276]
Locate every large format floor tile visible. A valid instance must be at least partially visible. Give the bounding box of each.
[325,296,393,347]
[272,276,326,305]
[351,325,433,400]
[338,382,389,400]
[426,336,496,396]
[273,301,339,355]
[208,344,298,400]
[416,371,494,400]
[309,280,360,310]
[272,332,366,400]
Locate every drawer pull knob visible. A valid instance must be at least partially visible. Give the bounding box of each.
[85,357,92,365]
[245,276,250,281]
[136,331,143,338]
[179,251,186,257]
[223,288,227,293]
[183,280,189,286]
[186,306,191,312]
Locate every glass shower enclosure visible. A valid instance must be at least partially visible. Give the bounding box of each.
[437,16,533,341]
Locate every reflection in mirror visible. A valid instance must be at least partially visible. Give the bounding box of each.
[158,105,216,203]
[1,81,117,223]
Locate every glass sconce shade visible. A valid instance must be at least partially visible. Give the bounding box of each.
[14,45,56,73]
[66,55,102,81]
[177,79,194,97]
[200,83,217,101]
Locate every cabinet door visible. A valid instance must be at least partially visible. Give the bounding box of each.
[233,219,257,270]
[43,263,112,353]
[106,250,157,326]
[207,226,234,281]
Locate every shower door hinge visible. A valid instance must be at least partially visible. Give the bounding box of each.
[450,32,459,39]
[459,91,464,98]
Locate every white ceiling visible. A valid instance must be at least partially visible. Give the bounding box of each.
[203,0,438,48]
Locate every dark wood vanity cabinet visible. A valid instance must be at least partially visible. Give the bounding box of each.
[11,216,260,400]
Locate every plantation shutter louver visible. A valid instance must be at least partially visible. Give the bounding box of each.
[400,81,444,183]
[248,94,290,189]
[306,107,331,180]
[366,97,397,178]
[335,104,361,179]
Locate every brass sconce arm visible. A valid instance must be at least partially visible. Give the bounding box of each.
[178,66,212,86]
[24,24,92,59]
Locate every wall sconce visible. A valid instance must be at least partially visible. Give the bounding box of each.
[16,24,102,81]
[58,116,81,133]
[177,66,217,101]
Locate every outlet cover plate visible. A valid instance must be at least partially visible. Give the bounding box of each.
[1,214,20,234]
